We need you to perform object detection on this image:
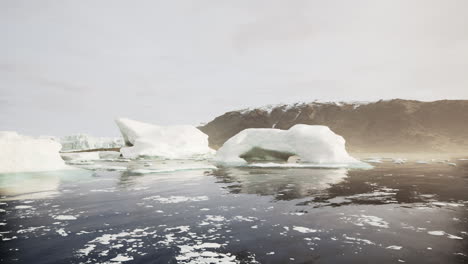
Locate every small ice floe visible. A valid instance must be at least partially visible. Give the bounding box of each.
[428,231,445,236]
[393,158,406,164]
[205,215,225,222]
[77,244,96,256]
[16,226,46,234]
[165,226,190,233]
[143,195,208,204]
[431,202,464,207]
[386,245,402,250]
[110,254,133,262]
[14,205,33,209]
[53,215,77,220]
[447,163,457,167]
[427,230,463,239]
[342,214,389,229]
[292,226,317,233]
[90,188,116,193]
[56,228,68,237]
[447,234,463,240]
[415,160,429,164]
[343,235,375,245]
[289,211,306,216]
[232,216,257,222]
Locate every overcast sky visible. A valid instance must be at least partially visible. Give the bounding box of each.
[1,0,467,136]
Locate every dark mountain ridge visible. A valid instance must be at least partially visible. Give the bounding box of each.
[200,99,468,153]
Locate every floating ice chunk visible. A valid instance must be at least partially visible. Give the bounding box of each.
[115,118,214,159]
[53,215,77,220]
[110,254,133,262]
[0,131,70,173]
[292,226,317,233]
[428,230,445,236]
[387,245,402,250]
[61,152,100,161]
[344,215,389,228]
[143,195,209,204]
[343,235,374,245]
[78,245,96,256]
[14,205,33,209]
[393,158,406,164]
[214,124,363,166]
[447,234,463,240]
[56,228,68,237]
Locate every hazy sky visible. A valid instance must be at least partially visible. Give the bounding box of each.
[1,0,467,136]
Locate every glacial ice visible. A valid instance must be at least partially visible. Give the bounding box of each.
[0,131,70,173]
[59,134,123,151]
[61,152,100,161]
[115,118,214,159]
[214,124,362,166]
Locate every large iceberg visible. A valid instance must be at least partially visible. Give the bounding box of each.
[0,131,70,173]
[60,134,124,151]
[115,118,214,159]
[214,124,362,166]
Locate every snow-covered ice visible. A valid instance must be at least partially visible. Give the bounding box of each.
[214,124,363,166]
[115,118,214,159]
[59,134,123,151]
[0,131,70,173]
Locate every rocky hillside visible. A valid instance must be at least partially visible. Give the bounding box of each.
[199,99,468,153]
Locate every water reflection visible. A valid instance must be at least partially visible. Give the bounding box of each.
[210,162,468,208]
[0,169,94,200]
[210,167,348,200]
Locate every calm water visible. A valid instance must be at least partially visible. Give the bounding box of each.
[0,159,467,264]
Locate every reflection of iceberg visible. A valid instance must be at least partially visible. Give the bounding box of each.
[0,131,70,173]
[214,125,364,167]
[210,167,348,200]
[0,170,93,200]
[115,118,214,159]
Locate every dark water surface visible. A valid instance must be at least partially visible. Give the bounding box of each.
[1,159,467,264]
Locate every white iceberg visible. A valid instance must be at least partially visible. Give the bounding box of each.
[115,118,214,159]
[0,131,70,173]
[214,124,363,166]
[59,134,124,151]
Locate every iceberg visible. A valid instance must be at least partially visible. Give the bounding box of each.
[115,118,214,159]
[0,131,70,173]
[214,124,363,166]
[59,134,124,151]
